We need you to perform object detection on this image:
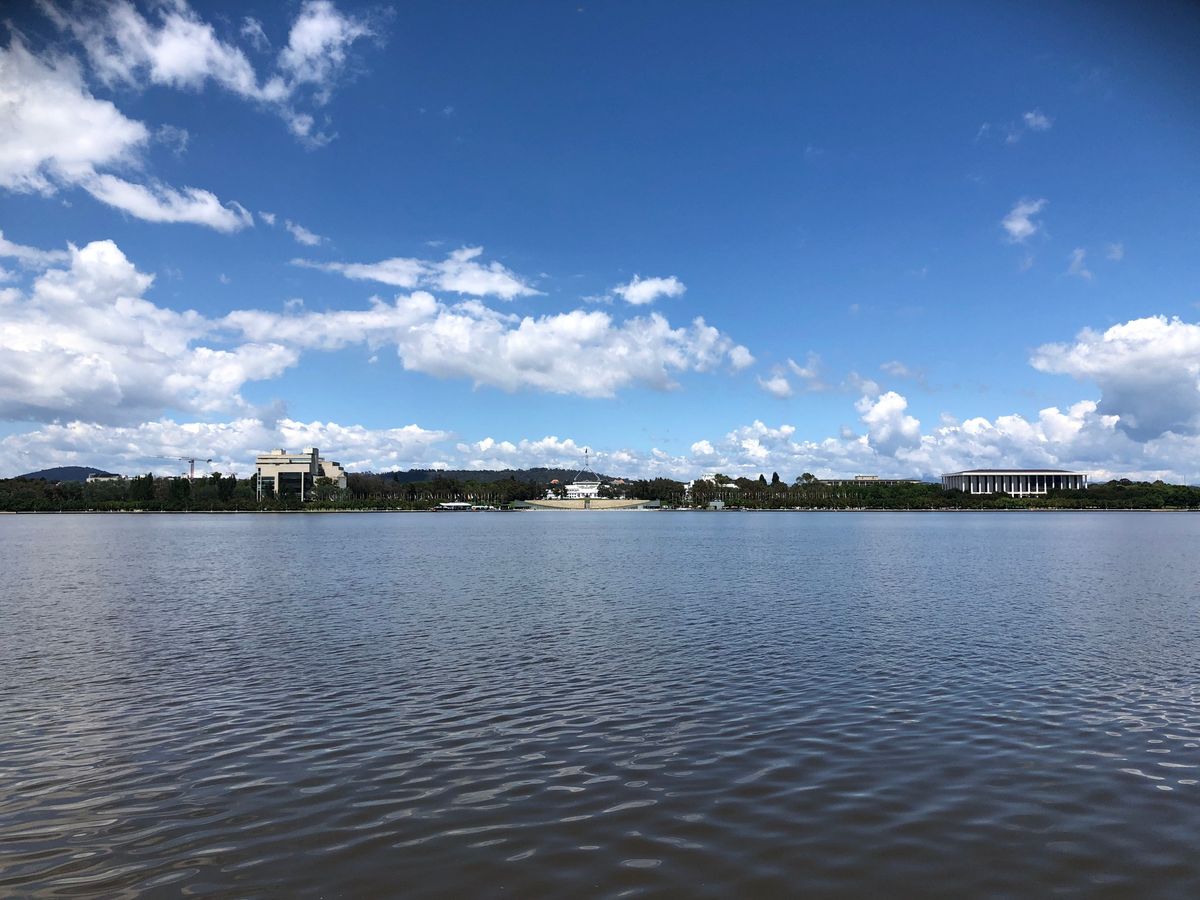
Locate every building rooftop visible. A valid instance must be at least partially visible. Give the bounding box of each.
[943,468,1083,475]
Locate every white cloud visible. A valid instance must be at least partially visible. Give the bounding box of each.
[1031,316,1200,440]
[856,390,921,455]
[729,345,755,370]
[612,274,686,306]
[1105,242,1124,261]
[1002,198,1047,243]
[241,17,270,52]
[258,210,277,225]
[285,219,323,246]
[295,246,540,299]
[0,239,294,423]
[0,229,68,267]
[434,247,540,299]
[758,374,793,398]
[278,1,371,91]
[786,352,829,391]
[0,38,146,191]
[40,0,374,145]
[1066,247,1092,280]
[82,173,253,232]
[0,37,251,230]
[155,123,189,156]
[225,293,752,398]
[979,109,1053,144]
[7,381,1200,484]
[0,234,754,424]
[1023,109,1053,131]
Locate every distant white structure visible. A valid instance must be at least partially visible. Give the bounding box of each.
[255,448,347,500]
[819,475,923,486]
[547,448,604,500]
[85,473,124,483]
[565,476,601,500]
[941,469,1088,496]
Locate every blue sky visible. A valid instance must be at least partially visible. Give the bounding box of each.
[2,1,1200,480]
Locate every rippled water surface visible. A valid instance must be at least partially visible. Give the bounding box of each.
[3,511,1200,897]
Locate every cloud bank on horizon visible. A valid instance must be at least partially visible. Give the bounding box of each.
[2,1,1198,482]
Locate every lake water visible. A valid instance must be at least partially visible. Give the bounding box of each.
[2,511,1199,897]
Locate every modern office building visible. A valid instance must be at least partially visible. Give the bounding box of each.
[255,448,347,500]
[940,469,1088,496]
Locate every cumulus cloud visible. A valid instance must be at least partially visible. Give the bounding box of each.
[0,236,754,425]
[1031,316,1200,440]
[612,274,686,306]
[225,293,753,397]
[728,345,755,370]
[856,391,921,455]
[758,373,793,398]
[5,384,1200,483]
[285,219,323,246]
[38,0,373,144]
[1002,198,1047,243]
[0,239,295,423]
[650,392,1183,484]
[295,246,541,299]
[0,36,251,230]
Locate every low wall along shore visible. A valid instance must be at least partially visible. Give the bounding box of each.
[524,498,649,510]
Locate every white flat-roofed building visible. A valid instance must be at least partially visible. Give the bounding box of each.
[941,469,1088,496]
[564,477,601,500]
[255,447,347,500]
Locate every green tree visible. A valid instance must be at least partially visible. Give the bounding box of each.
[167,478,191,508]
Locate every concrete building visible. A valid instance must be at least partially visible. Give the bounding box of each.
[255,448,347,500]
[819,475,924,487]
[941,469,1088,496]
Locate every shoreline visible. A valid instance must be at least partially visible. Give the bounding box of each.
[2,507,1196,515]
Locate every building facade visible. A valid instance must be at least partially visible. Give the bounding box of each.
[255,448,347,500]
[564,477,601,500]
[819,475,924,486]
[941,469,1088,496]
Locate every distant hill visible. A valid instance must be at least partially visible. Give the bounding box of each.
[369,467,614,484]
[16,466,117,482]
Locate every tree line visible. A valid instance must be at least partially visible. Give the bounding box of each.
[1,471,1198,511]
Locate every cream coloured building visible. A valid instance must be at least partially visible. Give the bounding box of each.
[941,469,1087,496]
[255,448,347,500]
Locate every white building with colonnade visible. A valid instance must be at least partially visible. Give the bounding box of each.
[940,469,1088,496]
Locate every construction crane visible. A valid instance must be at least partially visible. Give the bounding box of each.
[156,456,214,480]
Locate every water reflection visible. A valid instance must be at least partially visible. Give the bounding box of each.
[2,512,1199,896]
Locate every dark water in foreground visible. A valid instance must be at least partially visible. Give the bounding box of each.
[2,512,1199,897]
